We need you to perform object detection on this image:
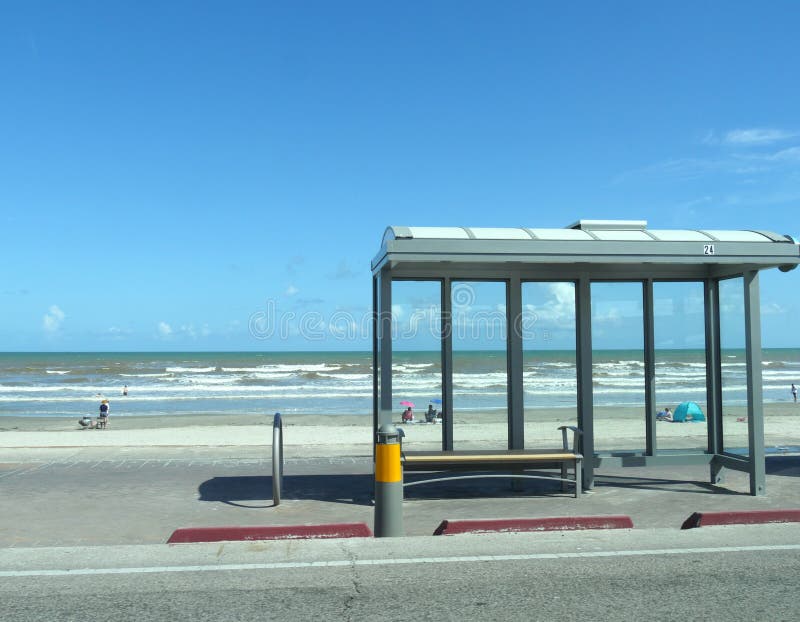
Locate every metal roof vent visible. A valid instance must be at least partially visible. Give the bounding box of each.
[567,220,648,231]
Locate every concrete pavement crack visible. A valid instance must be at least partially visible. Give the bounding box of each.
[338,541,362,621]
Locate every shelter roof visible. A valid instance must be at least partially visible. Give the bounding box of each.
[372,220,800,278]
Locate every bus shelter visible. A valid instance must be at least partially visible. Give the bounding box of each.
[371,220,800,495]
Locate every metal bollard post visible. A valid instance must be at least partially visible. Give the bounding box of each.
[272,412,283,505]
[374,423,403,537]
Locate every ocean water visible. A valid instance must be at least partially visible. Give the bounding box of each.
[0,349,798,418]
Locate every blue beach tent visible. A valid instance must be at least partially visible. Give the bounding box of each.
[673,401,705,422]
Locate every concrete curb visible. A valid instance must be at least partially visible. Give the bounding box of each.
[167,523,373,543]
[432,515,634,535]
[681,509,800,529]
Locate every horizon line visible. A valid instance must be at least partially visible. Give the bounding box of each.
[1,346,797,355]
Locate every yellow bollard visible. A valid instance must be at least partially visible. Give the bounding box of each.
[374,423,403,537]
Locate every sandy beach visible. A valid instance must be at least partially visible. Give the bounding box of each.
[1,404,798,455]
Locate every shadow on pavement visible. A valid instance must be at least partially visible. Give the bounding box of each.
[200,473,575,505]
[766,454,800,477]
[403,473,743,499]
[198,474,374,508]
[592,474,744,495]
[402,472,574,500]
[198,457,799,509]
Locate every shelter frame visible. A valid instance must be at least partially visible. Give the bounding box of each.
[372,222,799,495]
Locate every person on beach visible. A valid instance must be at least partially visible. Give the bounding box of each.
[98,399,109,429]
[792,384,797,403]
[425,404,437,422]
[402,407,413,422]
[656,407,672,421]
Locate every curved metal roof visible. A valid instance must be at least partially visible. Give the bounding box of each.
[383,223,793,245]
[373,220,800,277]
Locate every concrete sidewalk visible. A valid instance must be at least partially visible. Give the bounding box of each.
[1,446,799,547]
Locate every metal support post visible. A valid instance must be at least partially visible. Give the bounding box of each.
[705,279,724,485]
[576,276,594,490]
[441,278,454,451]
[506,274,524,450]
[744,270,766,496]
[643,279,657,455]
[272,412,284,505]
[374,423,403,537]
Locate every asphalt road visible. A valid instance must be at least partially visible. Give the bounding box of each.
[3,526,799,621]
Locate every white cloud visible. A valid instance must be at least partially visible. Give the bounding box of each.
[701,130,718,145]
[723,128,798,145]
[223,320,242,336]
[102,326,132,339]
[179,323,212,339]
[612,157,725,184]
[523,283,576,327]
[549,282,576,307]
[285,285,300,296]
[616,144,800,187]
[328,317,357,339]
[43,305,65,333]
[327,260,358,280]
[618,126,800,186]
[764,146,800,162]
[761,302,787,316]
[591,303,630,324]
[286,256,304,276]
[675,196,713,211]
[157,322,213,339]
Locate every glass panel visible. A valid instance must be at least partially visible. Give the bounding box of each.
[391,281,442,451]
[719,278,748,456]
[521,282,577,450]
[649,230,714,242]
[653,282,708,451]
[469,227,532,240]
[452,281,508,450]
[763,349,800,446]
[591,282,645,452]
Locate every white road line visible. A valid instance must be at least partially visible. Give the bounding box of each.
[0,467,34,480]
[0,462,54,479]
[2,544,799,578]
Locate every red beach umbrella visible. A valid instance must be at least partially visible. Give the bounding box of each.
[400,400,415,408]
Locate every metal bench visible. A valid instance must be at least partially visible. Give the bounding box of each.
[401,426,583,498]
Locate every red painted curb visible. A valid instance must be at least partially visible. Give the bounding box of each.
[681,509,800,529]
[432,515,634,536]
[167,523,373,543]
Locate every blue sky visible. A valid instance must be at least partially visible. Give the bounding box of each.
[1,1,800,351]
